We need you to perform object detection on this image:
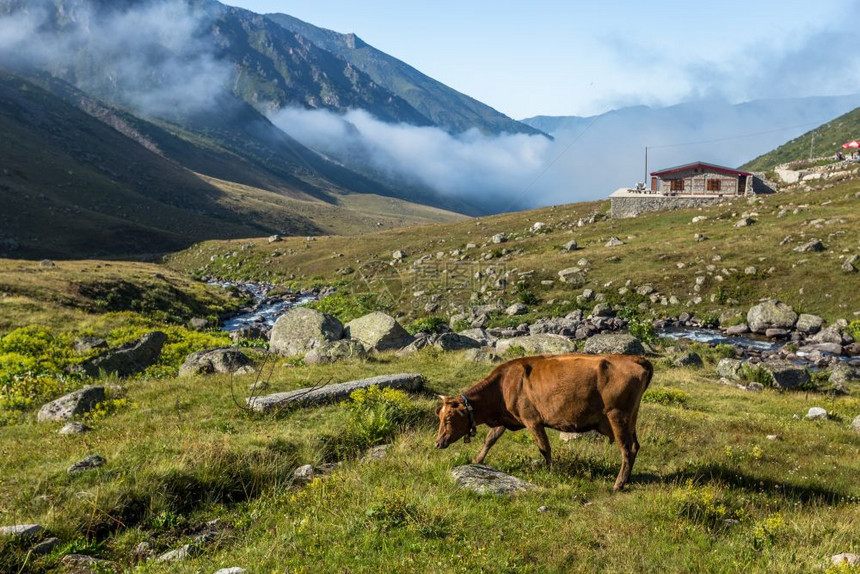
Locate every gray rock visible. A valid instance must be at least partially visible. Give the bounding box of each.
[605,236,624,247]
[61,554,119,572]
[0,524,42,537]
[179,348,251,376]
[248,373,424,412]
[829,363,860,385]
[759,361,810,389]
[746,382,764,392]
[495,334,577,355]
[451,464,536,495]
[793,239,824,253]
[457,328,497,346]
[673,351,703,368]
[734,217,755,227]
[188,317,209,330]
[725,324,749,336]
[38,386,105,422]
[591,303,614,318]
[214,569,248,574]
[345,312,413,352]
[491,233,508,244]
[716,358,745,380]
[30,536,61,556]
[461,348,502,363]
[557,267,585,286]
[433,333,481,351]
[68,454,106,473]
[852,415,860,433]
[270,308,343,357]
[73,336,108,353]
[392,250,407,260]
[831,554,860,567]
[747,300,798,334]
[795,313,824,334]
[506,303,528,316]
[39,259,55,267]
[156,544,197,563]
[304,340,367,365]
[810,327,843,345]
[363,444,391,462]
[559,430,601,441]
[268,234,282,243]
[561,239,578,251]
[75,332,168,377]
[806,407,828,420]
[59,422,91,435]
[765,327,791,338]
[583,334,645,355]
[292,464,316,484]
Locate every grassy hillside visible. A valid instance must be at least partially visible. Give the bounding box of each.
[0,181,859,571]
[743,106,860,171]
[168,177,860,324]
[0,72,464,259]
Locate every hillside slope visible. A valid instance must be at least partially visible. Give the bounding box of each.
[0,72,464,259]
[266,13,542,136]
[742,106,860,171]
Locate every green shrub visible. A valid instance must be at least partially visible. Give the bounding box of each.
[849,320,860,342]
[515,288,539,306]
[407,316,447,335]
[642,388,689,407]
[674,480,746,529]
[628,316,656,343]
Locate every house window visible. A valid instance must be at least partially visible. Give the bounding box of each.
[670,179,685,192]
[706,179,722,192]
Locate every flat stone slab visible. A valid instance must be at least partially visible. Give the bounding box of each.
[0,524,42,537]
[247,373,424,412]
[451,464,537,495]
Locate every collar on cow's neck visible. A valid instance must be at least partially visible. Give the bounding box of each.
[460,394,477,442]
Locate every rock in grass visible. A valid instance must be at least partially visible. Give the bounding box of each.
[792,239,824,253]
[583,334,645,355]
[30,537,61,556]
[759,361,810,390]
[269,308,343,357]
[344,312,414,352]
[75,331,167,378]
[304,340,367,365]
[673,351,703,368]
[747,300,797,334]
[179,348,252,376]
[38,386,105,423]
[831,553,860,566]
[806,407,828,420]
[829,363,860,385]
[59,422,91,435]
[61,555,120,572]
[716,359,744,380]
[156,544,198,563]
[247,373,424,412]
[495,334,577,355]
[0,524,42,537]
[214,569,247,574]
[68,455,106,473]
[853,415,860,434]
[451,464,536,495]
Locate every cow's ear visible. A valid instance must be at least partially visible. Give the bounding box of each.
[438,394,448,401]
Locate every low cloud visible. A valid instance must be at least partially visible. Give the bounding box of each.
[0,0,230,118]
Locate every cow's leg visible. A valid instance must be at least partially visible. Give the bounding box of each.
[607,410,635,492]
[526,424,552,469]
[473,426,505,464]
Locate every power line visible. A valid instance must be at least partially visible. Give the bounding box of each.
[645,120,823,149]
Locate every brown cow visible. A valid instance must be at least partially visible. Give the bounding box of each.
[435,353,652,491]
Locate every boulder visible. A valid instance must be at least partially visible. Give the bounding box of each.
[852,415,860,434]
[605,237,624,247]
[831,554,860,567]
[73,336,108,353]
[591,303,614,318]
[806,407,828,420]
[38,386,105,422]
[451,464,536,495]
[716,359,744,380]
[561,239,578,251]
[269,308,343,357]
[61,555,120,573]
[156,544,198,563]
[344,312,413,352]
[810,327,843,345]
[304,340,367,365]
[673,351,703,368]
[433,333,481,351]
[506,303,528,316]
[59,422,91,435]
[725,324,749,336]
[457,328,497,346]
[583,334,645,355]
[829,363,860,385]
[188,317,209,330]
[179,348,251,376]
[759,360,810,389]
[392,250,407,260]
[795,314,824,334]
[68,454,106,473]
[792,239,824,253]
[214,569,248,574]
[495,334,577,355]
[461,348,502,363]
[247,373,424,413]
[746,300,797,334]
[30,537,62,556]
[0,524,42,537]
[75,332,167,377]
[491,233,508,244]
[558,267,585,286]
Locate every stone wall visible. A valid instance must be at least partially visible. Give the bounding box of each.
[610,196,728,219]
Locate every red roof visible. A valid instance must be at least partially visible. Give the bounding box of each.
[651,161,752,178]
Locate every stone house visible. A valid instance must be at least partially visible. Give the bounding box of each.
[649,161,753,195]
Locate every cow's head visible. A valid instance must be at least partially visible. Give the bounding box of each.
[435,395,476,449]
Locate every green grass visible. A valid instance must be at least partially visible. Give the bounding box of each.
[0,349,858,573]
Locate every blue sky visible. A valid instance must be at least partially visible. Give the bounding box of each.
[221,1,860,119]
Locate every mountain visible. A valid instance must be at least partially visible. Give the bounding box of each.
[518,95,860,202]
[265,13,542,137]
[742,106,860,171]
[0,71,463,259]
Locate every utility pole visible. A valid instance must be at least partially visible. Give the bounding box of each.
[644,146,648,186]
